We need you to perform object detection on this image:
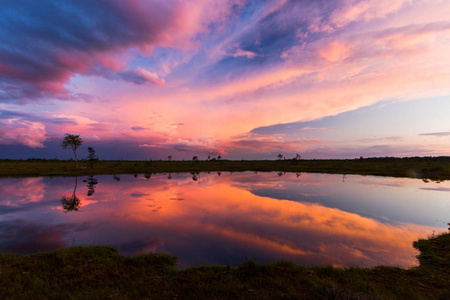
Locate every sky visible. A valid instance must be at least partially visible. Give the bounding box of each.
[1,0,450,160]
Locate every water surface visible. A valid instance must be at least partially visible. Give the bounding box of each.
[1,172,448,268]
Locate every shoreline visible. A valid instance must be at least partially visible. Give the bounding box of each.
[1,231,449,299]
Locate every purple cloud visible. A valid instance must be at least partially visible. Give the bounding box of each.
[0,0,227,102]
[131,126,148,131]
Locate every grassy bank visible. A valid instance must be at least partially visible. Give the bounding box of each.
[0,232,449,299]
[1,156,450,180]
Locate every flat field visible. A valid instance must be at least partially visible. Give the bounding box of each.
[1,157,450,180]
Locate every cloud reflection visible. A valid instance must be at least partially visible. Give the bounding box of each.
[0,173,447,268]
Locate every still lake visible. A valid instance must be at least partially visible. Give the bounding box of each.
[1,172,448,268]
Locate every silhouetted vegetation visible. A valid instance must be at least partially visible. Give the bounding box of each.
[0,231,448,299]
[2,156,450,181]
[61,133,83,168]
[86,147,98,169]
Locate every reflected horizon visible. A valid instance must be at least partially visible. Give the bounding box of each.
[0,172,448,268]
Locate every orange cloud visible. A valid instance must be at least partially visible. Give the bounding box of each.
[94,174,437,267]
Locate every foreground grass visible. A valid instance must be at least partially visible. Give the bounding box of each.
[1,156,450,180]
[0,232,449,299]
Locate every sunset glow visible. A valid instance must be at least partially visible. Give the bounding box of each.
[1,172,446,267]
[1,1,450,159]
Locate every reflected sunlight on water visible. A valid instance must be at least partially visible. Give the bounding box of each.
[0,172,448,268]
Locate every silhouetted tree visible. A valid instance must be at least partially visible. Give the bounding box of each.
[277,154,283,160]
[168,155,172,161]
[61,134,83,168]
[87,147,98,169]
[295,153,301,160]
[192,156,198,162]
[217,155,222,160]
[207,155,211,161]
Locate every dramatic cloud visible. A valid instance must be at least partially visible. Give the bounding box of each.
[1,0,450,159]
[0,0,243,102]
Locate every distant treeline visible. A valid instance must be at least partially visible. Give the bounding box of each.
[2,156,450,162]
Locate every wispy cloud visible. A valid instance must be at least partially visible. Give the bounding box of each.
[419,132,450,137]
[131,126,148,131]
[358,136,404,143]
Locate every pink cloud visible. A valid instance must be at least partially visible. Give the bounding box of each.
[315,41,351,62]
[328,0,413,30]
[231,49,260,59]
[0,0,244,102]
[2,0,450,160]
[0,119,46,148]
[136,69,166,87]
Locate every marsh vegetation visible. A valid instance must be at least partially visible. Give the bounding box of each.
[1,156,450,180]
[0,232,449,299]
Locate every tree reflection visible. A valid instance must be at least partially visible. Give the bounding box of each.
[84,175,98,196]
[60,177,81,213]
[190,172,199,181]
